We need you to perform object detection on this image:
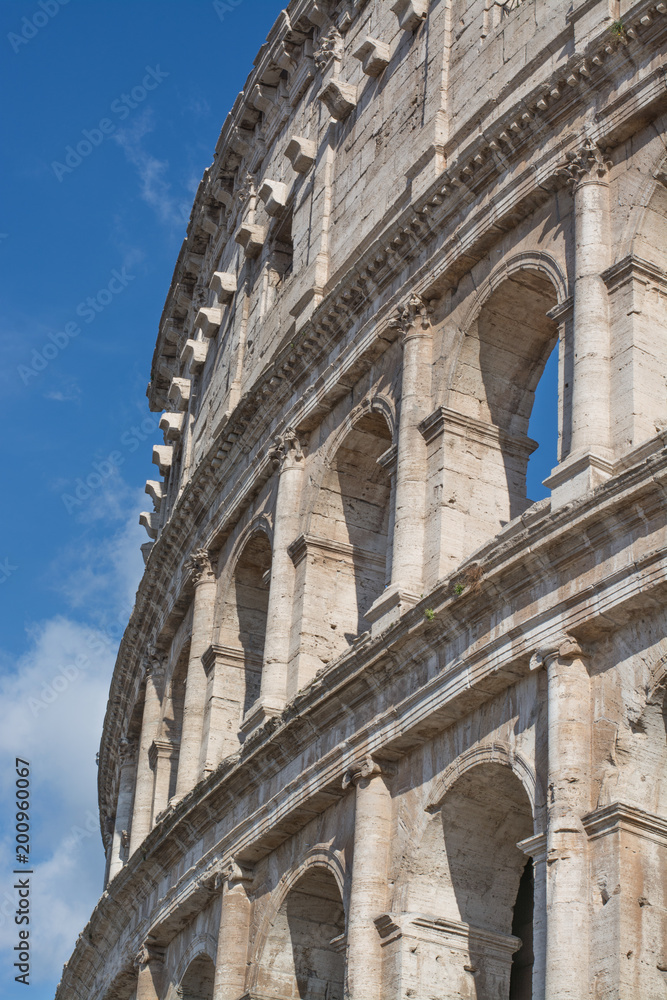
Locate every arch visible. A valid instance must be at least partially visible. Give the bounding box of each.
[315,391,397,479]
[457,251,569,335]
[250,852,347,1000]
[396,757,536,999]
[437,260,561,569]
[291,405,394,685]
[216,529,273,720]
[616,150,667,268]
[216,514,274,599]
[168,947,216,1000]
[425,740,543,819]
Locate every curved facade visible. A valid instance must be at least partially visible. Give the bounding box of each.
[58,1,667,998]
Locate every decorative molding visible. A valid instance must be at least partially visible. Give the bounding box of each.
[582,801,667,846]
[529,634,585,671]
[152,445,174,476]
[425,740,540,814]
[181,338,209,374]
[560,136,613,191]
[389,292,432,340]
[184,548,215,586]
[353,37,390,77]
[601,253,667,293]
[258,179,289,217]
[317,78,357,120]
[342,753,397,789]
[268,428,304,470]
[313,25,343,71]
[288,532,387,569]
[285,136,317,173]
[390,0,428,32]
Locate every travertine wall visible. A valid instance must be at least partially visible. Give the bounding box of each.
[58,1,667,998]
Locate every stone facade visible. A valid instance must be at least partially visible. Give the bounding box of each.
[57,1,667,998]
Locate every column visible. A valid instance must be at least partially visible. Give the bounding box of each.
[548,138,613,505]
[391,294,432,596]
[108,738,137,881]
[344,755,394,999]
[135,939,166,1000]
[149,739,177,826]
[129,652,166,858]
[531,635,591,1000]
[518,832,547,1000]
[243,430,305,733]
[175,548,217,799]
[365,295,432,631]
[213,861,254,1000]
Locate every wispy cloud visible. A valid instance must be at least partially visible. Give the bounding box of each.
[113,110,189,227]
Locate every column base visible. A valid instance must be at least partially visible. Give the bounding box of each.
[364,585,421,636]
[544,451,614,508]
[239,697,285,738]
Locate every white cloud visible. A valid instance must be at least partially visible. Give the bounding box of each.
[0,616,115,987]
[0,486,146,991]
[113,110,189,227]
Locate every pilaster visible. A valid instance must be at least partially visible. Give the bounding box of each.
[344,754,395,999]
[213,860,254,1000]
[242,430,305,734]
[108,738,137,882]
[129,651,166,858]
[175,548,218,799]
[531,634,591,999]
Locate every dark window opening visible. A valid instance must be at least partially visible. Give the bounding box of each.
[509,857,534,1000]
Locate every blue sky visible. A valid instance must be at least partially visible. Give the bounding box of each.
[0,2,558,996]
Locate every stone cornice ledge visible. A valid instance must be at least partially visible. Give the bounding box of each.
[66,448,667,1000]
[582,801,667,845]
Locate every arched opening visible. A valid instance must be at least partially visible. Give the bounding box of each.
[292,411,392,687]
[526,341,558,502]
[177,953,215,1000]
[255,867,345,1000]
[151,644,187,821]
[446,269,558,561]
[399,762,535,999]
[218,531,272,722]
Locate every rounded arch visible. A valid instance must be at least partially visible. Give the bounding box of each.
[316,391,397,479]
[617,148,667,267]
[167,942,217,1000]
[249,850,347,1000]
[425,740,542,820]
[215,513,274,598]
[459,251,569,335]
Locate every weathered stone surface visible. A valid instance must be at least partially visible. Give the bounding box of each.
[58,2,667,999]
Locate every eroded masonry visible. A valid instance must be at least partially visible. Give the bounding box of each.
[58,0,667,997]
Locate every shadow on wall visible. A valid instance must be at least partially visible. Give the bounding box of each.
[255,867,345,999]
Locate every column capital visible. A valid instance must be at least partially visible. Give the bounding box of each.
[185,547,216,586]
[118,737,138,765]
[134,937,165,969]
[389,292,432,342]
[215,858,255,891]
[342,753,397,789]
[561,136,612,191]
[144,645,167,683]
[269,427,304,471]
[530,634,586,670]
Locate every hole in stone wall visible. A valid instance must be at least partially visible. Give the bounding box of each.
[509,858,534,1000]
[526,340,558,503]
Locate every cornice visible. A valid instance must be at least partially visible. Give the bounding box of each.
[66,448,667,1000]
[98,32,667,837]
[148,0,667,413]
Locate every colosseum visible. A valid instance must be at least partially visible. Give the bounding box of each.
[57,0,667,997]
